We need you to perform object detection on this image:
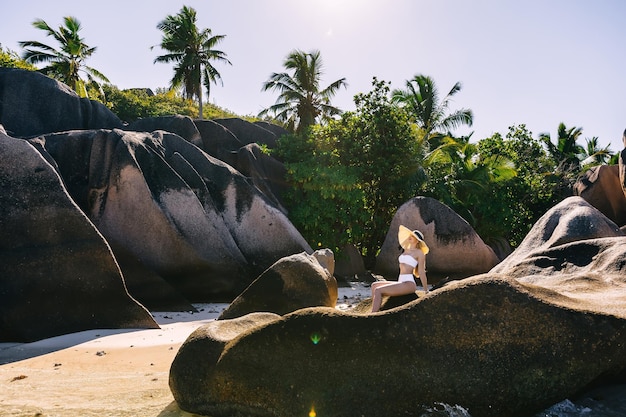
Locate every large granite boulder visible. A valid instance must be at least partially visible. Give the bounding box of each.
[574,164,626,227]
[0,131,158,342]
[620,129,626,204]
[254,121,289,145]
[125,115,202,147]
[193,119,242,164]
[218,252,337,320]
[169,312,281,411]
[490,197,626,310]
[169,196,626,417]
[491,196,624,274]
[170,278,626,417]
[234,143,288,212]
[334,244,368,281]
[0,68,122,138]
[28,128,311,301]
[213,118,278,148]
[375,196,500,281]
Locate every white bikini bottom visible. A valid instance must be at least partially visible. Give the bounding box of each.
[398,274,415,283]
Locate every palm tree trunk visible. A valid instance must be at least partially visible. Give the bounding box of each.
[198,87,203,120]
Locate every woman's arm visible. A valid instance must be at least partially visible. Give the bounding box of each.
[414,251,428,292]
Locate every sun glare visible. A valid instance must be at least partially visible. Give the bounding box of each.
[304,0,381,34]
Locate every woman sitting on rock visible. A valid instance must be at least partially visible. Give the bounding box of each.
[370,225,429,312]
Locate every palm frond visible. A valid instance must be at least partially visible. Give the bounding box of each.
[19,16,107,96]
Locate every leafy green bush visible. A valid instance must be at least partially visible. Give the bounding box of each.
[102,85,239,123]
[277,78,425,265]
[0,45,36,70]
[473,125,561,246]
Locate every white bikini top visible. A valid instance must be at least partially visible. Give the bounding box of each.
[398,254,418,268]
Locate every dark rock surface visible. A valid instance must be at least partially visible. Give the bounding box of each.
[169,196,626,417]
[574,164,626,227]
[169,312,281,412]
[125,115,202,147]
[218,252,337,320]
[193,118,242,164]
[234,143,288,212]
[170,275,626,417]
[28,128,311,301]
[213,118,278,148]
[0,68,122,138]
[375,196,500,281]
[0,131,158,342]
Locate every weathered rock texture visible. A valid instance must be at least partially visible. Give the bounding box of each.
[0,69,310,341]
[0,131,158,342]
[28,128,311,302]
[490,196,626,314]
[218,252,337,320]
[334,244,368,280]
[213,118,278,149]
[169,312,281,411]
[234,143,288,212]
[375,196,500,281]
[126,115,202,147]
[169,196,626,417]
[575,164,626,227]
[123,116,289,213]
[0,68,123,137]
[193,119,242,164]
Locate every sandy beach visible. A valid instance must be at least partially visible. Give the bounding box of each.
[0,284,369,417]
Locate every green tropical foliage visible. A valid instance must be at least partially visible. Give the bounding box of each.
[392,74,473,141]
[539,122,585,173]
[19,16,109,98]
[581,136,612,167]
[103,85,237,123]
[154,5,231,119]
[277,78,424,265]
[8,11,621,255]
[0,44,36,70]
[423,136,516,234]
[259,49,347,133]
[472,125,561,246]
[538,122,602,198]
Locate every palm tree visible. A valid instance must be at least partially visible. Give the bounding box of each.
[391,74,473,140]
[259,49,347,133]
[424,135,516,240]
[539,122,585,173]
[580,136,612,166]
[154,6,231,119]
[19,16,109,98]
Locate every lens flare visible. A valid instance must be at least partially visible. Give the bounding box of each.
[310,332,321,345]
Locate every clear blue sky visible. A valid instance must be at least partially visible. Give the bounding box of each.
[2,0,624,151]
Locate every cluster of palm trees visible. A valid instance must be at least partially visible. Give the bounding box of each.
[18,7,230,120]
[14,6,619,253]
[540,123,613,173]
[17,7,348,127]
[16,7,615,173]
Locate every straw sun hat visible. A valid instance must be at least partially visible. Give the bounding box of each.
[398,225,429,254]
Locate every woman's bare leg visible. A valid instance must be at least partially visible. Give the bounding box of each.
[371,281,417,312]
[370,281,389,312]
